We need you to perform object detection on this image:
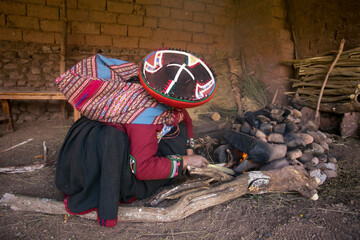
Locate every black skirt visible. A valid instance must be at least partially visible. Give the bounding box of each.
[55,117,187,226]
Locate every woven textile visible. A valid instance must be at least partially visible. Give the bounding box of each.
[56,54,182,125]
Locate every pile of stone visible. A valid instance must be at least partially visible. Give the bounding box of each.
[217,104,337,185]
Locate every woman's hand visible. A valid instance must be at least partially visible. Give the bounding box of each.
[186,149,195,156]
[182,155,208,171]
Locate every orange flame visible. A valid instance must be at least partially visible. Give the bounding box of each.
[242,152,247,161]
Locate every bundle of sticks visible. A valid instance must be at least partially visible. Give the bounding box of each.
[284,45,360,114]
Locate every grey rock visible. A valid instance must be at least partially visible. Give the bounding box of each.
[323,169,337,178]
[299,153,313,163]
[309,169,327,185]
[287,149,302,160]
[285,119,300,133]
[304,142,324,155]
[260,123,273,135]
[290,159,303,167]
[320,141,329,153]
[273,123,286,135]
[286,138,305,149]
[306,131,322,144]
[317,162,337,171]
[328,157,337,164]
[255,129,266,139]
[267,133,284,143]
[260,158,289,171]
[311,157,319,166]
[256,115,271,123]
[299,133,314,145]
[316,131,327,140]
[240,121,251,134]
[284,133,301,141]
[292,109,302,118]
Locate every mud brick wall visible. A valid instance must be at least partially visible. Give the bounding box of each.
[0,0,240,121]
[1,0,359,124]
[0,0,235,54]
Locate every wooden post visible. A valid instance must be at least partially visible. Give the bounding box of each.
[60,0,67,75]
[1,99,14,131]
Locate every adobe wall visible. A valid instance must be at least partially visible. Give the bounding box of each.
[0,0,239,122]
[1,0,359,123]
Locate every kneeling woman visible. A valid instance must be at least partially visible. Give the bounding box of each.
[55,50,216,227]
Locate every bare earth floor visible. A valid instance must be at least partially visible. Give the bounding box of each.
[0,118,359,240]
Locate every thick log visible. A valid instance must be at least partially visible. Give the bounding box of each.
[0,166,319,223]
[292,96,360,114]
[296,87,356,96]
[291,79,359,88]
[296,94,354,103]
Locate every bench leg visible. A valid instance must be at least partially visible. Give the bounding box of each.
[73,108,81,122]
[1,100,14,131]
[60,101,68,119]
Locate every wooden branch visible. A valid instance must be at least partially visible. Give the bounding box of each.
[0,138,33,153]
[187,166,233,182]
[292,94,360,114]
[0,166,320,223]
[315,39,346,126]
[296,87,356,96]
[292,80,359,88]
[0,163,45,174]
[296,94,354,103]
[146,178,214,207]
[228,58,243,116]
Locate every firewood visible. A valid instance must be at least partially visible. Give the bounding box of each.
[0,166,320,223]
[0,163,45,174]
[296,87,356,96]
[0,138,33,153]
[228,58,243,116]
[292,96,360,114]
[146,178,214,207]
[315,39,346,126]
[296,94,354,103]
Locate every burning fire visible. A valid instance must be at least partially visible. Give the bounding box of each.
[242,152,247,161]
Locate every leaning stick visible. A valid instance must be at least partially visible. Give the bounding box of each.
[0,163,45,174]
[315,39,345,126]
[0,138,33,153]
[0,166,319,223]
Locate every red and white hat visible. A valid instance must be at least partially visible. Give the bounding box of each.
[139,49,216,108]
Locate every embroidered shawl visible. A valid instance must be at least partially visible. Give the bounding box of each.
[56,54,182,125]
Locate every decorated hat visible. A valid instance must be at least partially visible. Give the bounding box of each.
[139,49,216,108]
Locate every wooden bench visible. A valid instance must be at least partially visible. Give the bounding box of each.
[0,92,80,131]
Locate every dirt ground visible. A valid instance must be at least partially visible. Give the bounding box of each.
[0,118,359,240]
